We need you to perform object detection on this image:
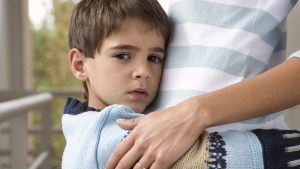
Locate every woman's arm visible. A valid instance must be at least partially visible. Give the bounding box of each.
[105,57,300,169]
[202,57,300,127]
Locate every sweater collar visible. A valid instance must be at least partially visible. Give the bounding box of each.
[63,97,100,115]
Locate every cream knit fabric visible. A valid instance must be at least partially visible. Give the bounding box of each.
[171,131,209,169]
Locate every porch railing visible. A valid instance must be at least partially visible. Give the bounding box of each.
[0,92,53,169]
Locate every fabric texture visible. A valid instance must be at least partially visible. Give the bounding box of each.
[171,131,209,169]
[208,129,300,169]
[62,97,142,169]
[217,131,264,169]
[148,0,299,132]
[253,129,300,169]
[289,50,300,59]
[62,98,300,169]
[62,97,210,169]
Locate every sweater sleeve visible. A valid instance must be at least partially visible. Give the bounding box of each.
[62,105,142,169]
[170,129,300,169]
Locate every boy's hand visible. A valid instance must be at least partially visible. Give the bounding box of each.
[105,102,204,169]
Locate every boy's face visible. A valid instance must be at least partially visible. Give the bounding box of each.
[85,19,165,113]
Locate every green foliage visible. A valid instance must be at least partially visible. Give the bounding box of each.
[32,0,80,90]
[31,0,80,168]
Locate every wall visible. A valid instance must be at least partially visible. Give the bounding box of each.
[285,3,300,130]
[0,0,10,89]
[0,0,31,90]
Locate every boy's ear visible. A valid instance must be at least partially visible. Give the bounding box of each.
[69,48,88,81]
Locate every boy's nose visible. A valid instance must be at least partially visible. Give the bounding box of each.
[132,67,150,80]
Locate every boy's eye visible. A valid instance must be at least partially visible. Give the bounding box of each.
[114,54,130,60]
[148,55,162,63]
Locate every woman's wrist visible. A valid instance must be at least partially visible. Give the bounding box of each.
[178,95,214,133]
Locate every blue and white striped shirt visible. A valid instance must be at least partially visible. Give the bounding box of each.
[149,0,300,132]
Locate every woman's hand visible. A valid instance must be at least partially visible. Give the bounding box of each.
[105,57,300,169]
[105,98,207,169]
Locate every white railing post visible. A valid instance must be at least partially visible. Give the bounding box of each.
[10,113,28,169]
[40,103,51,169]
[0,123,9,168]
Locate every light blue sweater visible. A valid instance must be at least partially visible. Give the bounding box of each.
[62,98,142,169]
[62,97,300,169]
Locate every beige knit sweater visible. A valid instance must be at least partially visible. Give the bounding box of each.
[171,131,209,169]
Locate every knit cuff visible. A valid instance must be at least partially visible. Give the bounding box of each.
[253,129,300,169]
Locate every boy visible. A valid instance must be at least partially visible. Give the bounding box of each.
[62,0,300,168]
[62,0,170,168]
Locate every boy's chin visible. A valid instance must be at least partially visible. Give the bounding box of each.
[131,107,145,114]
[126,104,146,114]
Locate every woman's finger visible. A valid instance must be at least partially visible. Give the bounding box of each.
[116,116,141,130]
[132,151,155,169]
[114,140,144,169]
[105,134,135,169]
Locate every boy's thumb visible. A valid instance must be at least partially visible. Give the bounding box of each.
[116,117,140,130]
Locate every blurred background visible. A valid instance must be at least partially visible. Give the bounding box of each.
[0,0,299,168]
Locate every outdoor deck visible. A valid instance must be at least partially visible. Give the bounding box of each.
[0,90,80,169]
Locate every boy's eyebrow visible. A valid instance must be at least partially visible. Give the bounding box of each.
[151,47,165,53]
[110,45,165,53]
[110,45,138,51]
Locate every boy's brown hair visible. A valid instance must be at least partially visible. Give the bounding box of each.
[68,0,171,102]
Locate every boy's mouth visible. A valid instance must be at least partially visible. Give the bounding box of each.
[129,89,149,101]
